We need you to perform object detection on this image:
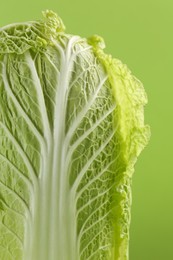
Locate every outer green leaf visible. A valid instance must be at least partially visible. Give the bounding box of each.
[0,11,150,260]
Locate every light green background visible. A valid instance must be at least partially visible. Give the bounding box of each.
[0,1,172,259]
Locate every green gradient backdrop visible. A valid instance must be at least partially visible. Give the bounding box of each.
[0,1,172,259]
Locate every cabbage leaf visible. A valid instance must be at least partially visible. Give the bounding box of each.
[0,10,150,260]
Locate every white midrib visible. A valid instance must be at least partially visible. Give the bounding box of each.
[49,36,79,260]
[20,38,80,260]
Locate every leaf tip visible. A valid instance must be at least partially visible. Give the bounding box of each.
[42,10,66,37]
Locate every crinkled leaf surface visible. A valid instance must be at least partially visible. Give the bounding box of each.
[0,11,150,260]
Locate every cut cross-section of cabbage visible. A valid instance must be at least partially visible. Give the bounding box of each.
[0,10,150,260]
